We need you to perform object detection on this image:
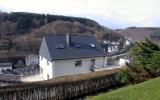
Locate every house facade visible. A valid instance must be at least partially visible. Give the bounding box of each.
[39,34,108,80]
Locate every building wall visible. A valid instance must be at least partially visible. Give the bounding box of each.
[39,37,54,80]
[53,57,106,78]
[40,56,107,79]
[39,55,53,80]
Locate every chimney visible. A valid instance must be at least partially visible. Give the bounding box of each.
[66,33,71,46]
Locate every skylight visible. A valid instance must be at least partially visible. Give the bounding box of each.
[55,44,64,49]
[90,44,95,48]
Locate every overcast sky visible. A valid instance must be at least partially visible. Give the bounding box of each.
[0,0,160,29]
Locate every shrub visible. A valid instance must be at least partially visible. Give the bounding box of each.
[130,38,160,76]
[116,70,135,84]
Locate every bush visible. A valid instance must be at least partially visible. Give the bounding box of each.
[116,70,135,84]
[130,38,160,76]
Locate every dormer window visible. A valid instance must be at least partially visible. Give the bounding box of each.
[55,44,64,49]
[90,44,95,48]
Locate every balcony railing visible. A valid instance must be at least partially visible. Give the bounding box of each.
[90,64,121,72]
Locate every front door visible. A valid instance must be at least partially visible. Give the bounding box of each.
[47,74,49,80]
[91,59,95,71]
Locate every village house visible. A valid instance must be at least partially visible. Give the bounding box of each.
[124,36,135,46]
[39,34,111,80]
[39,34,129,80]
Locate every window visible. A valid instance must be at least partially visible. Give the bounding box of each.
[91,59,95,66]
[90,44,95,48]
[90,59,95,71]
[55,44,64,49]
[75,60,82,67]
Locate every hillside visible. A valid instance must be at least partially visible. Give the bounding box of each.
[0,12,122,61]
[0,12,116,38]
[116,27,160,42]
[12,20,113,53]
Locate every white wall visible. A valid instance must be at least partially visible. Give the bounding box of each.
[119,58,129,66]
[53,57,105,78]
[39,55,53,80]
[40,56,107,79]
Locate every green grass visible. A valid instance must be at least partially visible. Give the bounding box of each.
[90,77,160,100]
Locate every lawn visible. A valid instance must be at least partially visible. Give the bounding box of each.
[90,77,160,100]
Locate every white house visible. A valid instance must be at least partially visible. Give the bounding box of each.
[39,34,109,80]
[125,37,134,46]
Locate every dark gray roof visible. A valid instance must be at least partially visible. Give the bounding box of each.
[43,35,106,60]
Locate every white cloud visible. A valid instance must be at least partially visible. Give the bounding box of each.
[0,0,160,28]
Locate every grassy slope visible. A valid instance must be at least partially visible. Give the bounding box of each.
[91,77,160,100]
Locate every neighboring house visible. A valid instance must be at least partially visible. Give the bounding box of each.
[39,34,108,80]
[108,45,119,53]
[125,37,134,46]
[0,63,12,73]
[25,54,39,66]
[102,40,120,53]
